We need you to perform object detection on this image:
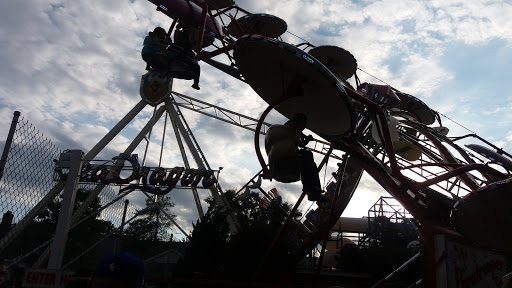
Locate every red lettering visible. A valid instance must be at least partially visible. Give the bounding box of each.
[91,165,109,182]
[58,153,218,192]
[201,170,217,188]
[163,167,184,189]
[139,166,151,185]
[60,274,72,286]
[181,169,197,186]
[457,259,505,287]
[25,271,60,285]
[149,168,166,185]
[26,272,35,284]
[46,273,56,285]
[191,173,203,187]
[110,154,140,184]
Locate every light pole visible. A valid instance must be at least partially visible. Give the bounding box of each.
[217,167,223,191]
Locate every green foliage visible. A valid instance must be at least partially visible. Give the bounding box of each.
[124,196,176,241]
[36,188,104,224]
[174,205,230,278]
[175,190,300,281]
[3,188,115,268]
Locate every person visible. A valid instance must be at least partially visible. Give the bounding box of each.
[88,252,145,288]
[173,22,201,90]
[268,113,329,203]
[141,27,175,72]
[0,258,6,286]
[142,26,201,90]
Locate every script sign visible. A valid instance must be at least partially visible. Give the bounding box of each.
[55,153,217,195]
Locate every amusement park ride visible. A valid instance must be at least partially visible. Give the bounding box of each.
[135,0,512,284]
[2,0,511,286]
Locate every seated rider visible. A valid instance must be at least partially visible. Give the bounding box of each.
[267,113,329,203]
[141,27,175,72]
[141,26,201,91]
[173,23,201,90]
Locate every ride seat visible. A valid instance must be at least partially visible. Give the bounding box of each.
[371,116,422,161]
[265,125,302,183]
[142,43,170,71]
[270,155,302,183]
[142,37,197,80]
[167,44,197,80]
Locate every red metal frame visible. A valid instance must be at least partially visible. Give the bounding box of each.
[194,2,208,53]
[316,155,346,273]
[452,133,512,160]
[149,3,512,285]
[252,102,334,280]
[253,97,288,179]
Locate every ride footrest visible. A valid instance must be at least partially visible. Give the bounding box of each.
[289,221,312,246]
[270,156,302,183]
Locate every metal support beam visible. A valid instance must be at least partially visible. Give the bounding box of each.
[70,105,167,230]
[33,105,166,267]
[171,91,341,160]
[165,98,239,233]
[47,150,83,269]
[84,100,147,161]
[167,102,204,218]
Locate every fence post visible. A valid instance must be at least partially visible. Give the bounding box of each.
[47,150,83,269]
[115,199,129,253]
[0,111,21,181]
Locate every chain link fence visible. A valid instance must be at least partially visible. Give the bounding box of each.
[0,111,139,267]
[0,113,61,224]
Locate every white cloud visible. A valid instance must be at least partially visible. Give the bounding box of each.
[507,131,512,142]
[1,0,512,242]
[393,53,454,97]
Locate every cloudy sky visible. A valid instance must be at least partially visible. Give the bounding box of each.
[1,0,512,239]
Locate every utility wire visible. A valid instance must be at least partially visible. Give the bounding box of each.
[286,27,479,137]
[357,67,477,135]
[357,67,391,86]
[285,30,312,46]
[437,112,477,134]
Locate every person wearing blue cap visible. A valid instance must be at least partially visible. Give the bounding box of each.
[89,252,145,288]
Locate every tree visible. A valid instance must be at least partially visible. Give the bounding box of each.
[124,196,176,242]
[3,188,115,268]
[175,189,301,281]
